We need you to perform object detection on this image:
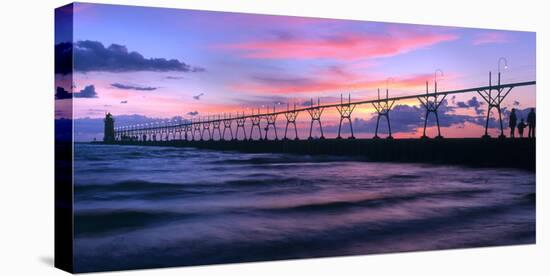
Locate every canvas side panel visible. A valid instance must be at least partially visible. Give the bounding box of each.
[54,3,74,273]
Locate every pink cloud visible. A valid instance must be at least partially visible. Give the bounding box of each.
[216,30,457,61]
[472,32,510,45]
[231,73,435,94]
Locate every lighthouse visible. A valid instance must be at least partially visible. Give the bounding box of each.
[103,113,115,142]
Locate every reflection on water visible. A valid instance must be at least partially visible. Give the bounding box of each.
[73,143,535,272]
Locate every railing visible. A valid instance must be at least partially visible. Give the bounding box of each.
[114,74,535,142]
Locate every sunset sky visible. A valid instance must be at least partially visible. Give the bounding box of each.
[55,3,536,140]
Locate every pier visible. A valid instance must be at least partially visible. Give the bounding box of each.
[103,138,535,171]
[111,76,535,142]
[101,73,536,170]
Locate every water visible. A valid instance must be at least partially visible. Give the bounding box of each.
[73,143,535,272]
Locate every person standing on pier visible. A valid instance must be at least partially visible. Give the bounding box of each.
[527,108,536,138]
[517,119,527,138]
[509,108,518,138]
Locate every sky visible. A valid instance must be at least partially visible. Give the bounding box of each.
[54,3,536,141]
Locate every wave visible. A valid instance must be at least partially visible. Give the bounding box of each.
[385,174,423,180]
[75,176,317,201]
[74,209,197,237]
[207,154,366,165]
[75,180,208,202]
[74,194,535,272]
[224,177,310,187]
[258,188,494,214]
[76,180,187,193]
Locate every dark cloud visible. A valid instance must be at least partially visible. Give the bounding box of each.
[467,96,482,109]
[166,76,184,80]
[120,100,128,104]
[55,85,98,99]
[456,101,468,108]
[55,40,205,74]
[73,85,98,98]
[455,96,484,115]
[111,83,158,91]
[187,111,199,116]
[513,100,520,106]
[193,93,205,100]
[55,86,71,100]
[55,42,73,75]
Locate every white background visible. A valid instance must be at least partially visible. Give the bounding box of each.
[0,0,547,275]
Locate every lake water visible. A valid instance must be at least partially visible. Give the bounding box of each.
[73,143,535,272]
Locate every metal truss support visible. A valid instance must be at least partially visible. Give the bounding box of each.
[477,72,514,139]
[114,79,534,143]
[264,106,278,140]
[161,128,168,141]
[201,119,212,141]
[418,81,446,139]
[249,109,263,141]
[192,120,202,141]
[284,103,300,140]
[169,126,176,141]
[212,116,222,141]
[130,128,134,141]
[163,128,168,141]
[184,125,192,141]
[372,88,395,139]
[235,113,247,141]
[336,93,357,139]
[176,127,182,141]
[168,127,175,141]
[307,98,325,140]
[222,114,234,141]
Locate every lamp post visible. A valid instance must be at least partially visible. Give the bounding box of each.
[434,69,444,93]
[385,77,394,99]
[434,69,444,139]
[498,57,508,86]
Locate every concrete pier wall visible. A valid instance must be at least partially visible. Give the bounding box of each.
[98,138,535,171]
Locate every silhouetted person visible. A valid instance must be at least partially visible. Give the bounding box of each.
[509,108,517,138]
[527,108,536,138]
[517,119,526,138]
